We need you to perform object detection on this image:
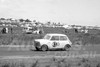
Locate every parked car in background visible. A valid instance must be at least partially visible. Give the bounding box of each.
[34,33,72,51]
[23,27,33,34]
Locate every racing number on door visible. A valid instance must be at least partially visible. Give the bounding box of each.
[52,42,60,47]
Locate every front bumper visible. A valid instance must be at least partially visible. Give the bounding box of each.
[34,41,41,48]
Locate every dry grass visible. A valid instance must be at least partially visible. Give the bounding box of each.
[0,27,100,45]
[0,57,100,67]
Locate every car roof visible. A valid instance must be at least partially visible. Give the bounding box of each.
[46,33,67,36]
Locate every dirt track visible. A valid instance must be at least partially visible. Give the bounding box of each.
[0,45,100,67]
[0,45,100,57]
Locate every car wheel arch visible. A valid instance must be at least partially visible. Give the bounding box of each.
[41,44,49,51]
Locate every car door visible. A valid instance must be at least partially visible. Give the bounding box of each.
[50,36,60,49]
[59,36,68,48]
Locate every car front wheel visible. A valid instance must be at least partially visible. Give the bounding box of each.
[64,44,71,51]
[41,45,48,51]
[35,47,40,51]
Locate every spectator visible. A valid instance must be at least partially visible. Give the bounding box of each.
[75,28,78,33]
[2,27,6,34]
[39,30,42,34]
[5,27,8,33]
[65,29,67,33]
[11,27,13,34]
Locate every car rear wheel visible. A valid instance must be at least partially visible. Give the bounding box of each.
[64,44,71,51]
[41,45,48,51]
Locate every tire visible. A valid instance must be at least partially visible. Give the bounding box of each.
[35,47,40,51]
[41,45,48,51]
[64,44,71,51]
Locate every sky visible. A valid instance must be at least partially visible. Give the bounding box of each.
[0,0,100,26]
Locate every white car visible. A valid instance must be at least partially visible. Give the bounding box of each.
[34,33,72,51]
[23,27,33,34]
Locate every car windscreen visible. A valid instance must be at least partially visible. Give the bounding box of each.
[43,35,51,40]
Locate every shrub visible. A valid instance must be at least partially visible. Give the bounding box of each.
[45,65,51,67]
[52,57,57,62]
[81,58,89,63]
[19,62,26,67]
[64,63,71,67]
[56,59,71,67]
[83,63,91,67]
[31,60,39,67]
[76,62,82,66]
[60,59,66,63]
[96,63,100,67]
[10,62,17,67]
[84,33,90,36]
[1,63,10,67]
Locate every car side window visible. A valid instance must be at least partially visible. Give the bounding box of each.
[51,36,59,40]
[60,36,67,40]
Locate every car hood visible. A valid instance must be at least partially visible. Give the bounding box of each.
[35,39,49,42]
